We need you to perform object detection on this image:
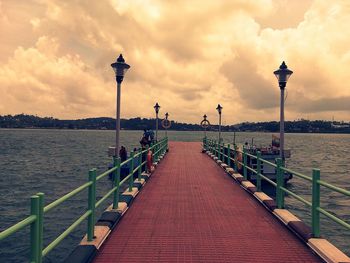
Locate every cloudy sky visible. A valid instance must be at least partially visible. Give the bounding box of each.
[0,0,349,124]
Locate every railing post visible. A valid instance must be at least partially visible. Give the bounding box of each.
[214,140,216,156]
[129,151,134,191]
[156,143,159,162]
[256,152,262,192]
[214,140,216,157]
[157,142,160,161]
[312,168,321,237]
[112,157,121,209]
[243,147,247,180]
[87,168,96,241]
[30,195,39,263]
[227,144,231,167]
[221,143,224,162]
[276,158,284,209]
[153,143,156,162]
[37,193,44,263]
[233,145,237,172]
[217,141,220,160]
[138,149,142,181]
[160,140,163,156]
[144,145,149,172]
[222,143,224,161]
[164,138,167,154]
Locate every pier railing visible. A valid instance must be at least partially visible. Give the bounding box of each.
[0,137,168,263]
[203,138,350,239]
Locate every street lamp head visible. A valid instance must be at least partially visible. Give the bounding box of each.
[273,61,293,89]
[216,104,223,115]
[154,102,160,114]
[165,112,169,119]
[111,54,130,84]
[203,114,207,120]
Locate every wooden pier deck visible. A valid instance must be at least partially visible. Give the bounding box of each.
[93,142,322,262]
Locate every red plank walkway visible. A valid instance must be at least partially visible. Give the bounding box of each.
[94,142,321,263]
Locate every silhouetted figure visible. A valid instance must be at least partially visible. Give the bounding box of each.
[140,129,155,147]
[120,146,127,162]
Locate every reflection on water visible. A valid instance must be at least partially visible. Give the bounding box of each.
[0,129,349,261]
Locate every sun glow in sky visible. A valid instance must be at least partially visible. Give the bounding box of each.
[0,0,349,123]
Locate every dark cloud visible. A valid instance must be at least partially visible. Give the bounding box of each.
[220,49,279,109]
[291,96,350,113]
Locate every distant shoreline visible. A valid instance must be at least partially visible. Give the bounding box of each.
[1,114,350,134]
[1,127,350,135]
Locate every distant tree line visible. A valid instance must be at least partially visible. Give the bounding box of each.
[0,114,349,133]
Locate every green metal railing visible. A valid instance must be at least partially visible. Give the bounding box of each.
[203,137,350,239]
[0,137,168,263]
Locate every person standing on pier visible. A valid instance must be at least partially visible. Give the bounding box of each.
[119,146,127,162]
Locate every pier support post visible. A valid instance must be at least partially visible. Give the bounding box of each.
[243,147,247,180]
[87,169,97,241]
[312,169,321,237]
[113,157,121,209]
[276,159,284,209]
[256,152,262,191]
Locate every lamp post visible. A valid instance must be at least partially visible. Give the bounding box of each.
[216,104,223,143]
[273,61,293,160]
[111,54,130,157]
[154,102,160,141]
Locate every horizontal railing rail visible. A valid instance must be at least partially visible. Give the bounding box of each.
[203,137,350,240]
[0,137,168,263]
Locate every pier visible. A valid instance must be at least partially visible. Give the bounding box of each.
[93,141,321,262]
[1,138,350,263]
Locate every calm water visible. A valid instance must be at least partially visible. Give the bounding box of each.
[0,129,349,262]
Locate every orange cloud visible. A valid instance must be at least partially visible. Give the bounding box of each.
[0,0,349,123]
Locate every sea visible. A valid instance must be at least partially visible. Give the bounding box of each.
[0,129,349,262]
